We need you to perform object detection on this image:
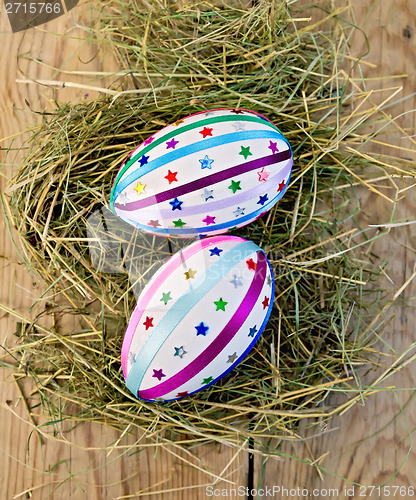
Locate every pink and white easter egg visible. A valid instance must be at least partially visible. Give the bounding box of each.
[110,108,292,237]
[121,235,274,401]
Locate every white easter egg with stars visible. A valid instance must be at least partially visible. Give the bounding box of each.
[110,108,292,237]
[121,235,274,401]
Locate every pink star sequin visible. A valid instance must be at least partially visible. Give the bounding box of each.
[202,215,216,225]
[148,219,161,228]
[257,167,270,182]
[152,369,166,381]
[143,136,154,146]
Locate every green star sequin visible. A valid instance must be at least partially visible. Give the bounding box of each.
[173,218,186,227]
[214,297,228,311]
[203,376,214,385]
[228,180,242,194]
[239,145,252,160]
[160,291,172,305]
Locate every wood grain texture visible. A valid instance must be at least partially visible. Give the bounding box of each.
[258,0,416,497]
[0,2,245,498]
[1,0,416,498]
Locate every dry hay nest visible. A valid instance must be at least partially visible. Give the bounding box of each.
[2,0,405,451]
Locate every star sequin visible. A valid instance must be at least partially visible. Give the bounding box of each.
[177,391,189,397]
[230,274,243,288]
[233,206,245,217]
[278,179,286,192]
[227,352,238,363]
[262,296,270,309]
[268,140,279,154]
[148,219,161,228]
[199,126,213,138]
[118,192,129,206]
[203,376,213,385]
[232,122,246,132]
[209,247,223,257]
[257,194,269,206]
[166,138,179,149]
[228,180,242,194]
[214,297,228,311]
[134,181,146,196]
[246,258,257,271]
[169,197,183,210]
[199,155,214,169]
[239,146,252,160]
[164,170,178,184]
[231,109,244,114]
[202,215,216,225]
[139,154,149,166]
[248,325,257,338]
[174,346,187,358]
[173,219,186,227]
[195,322,209,336]
[143,316,154,330]
[184,268,197,280]
[142,136,154,146]
[257,167,270,182]
[267,276,273,286]
[128,351,136,364]
[160,291,172,305]
[152,369,166,381]
[202,188,214,201]
[174,119,184,126]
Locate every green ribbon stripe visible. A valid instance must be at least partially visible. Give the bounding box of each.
[110,113,282,204]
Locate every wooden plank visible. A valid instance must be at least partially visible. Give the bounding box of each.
[258,0,416,495]
[3,0,416,498]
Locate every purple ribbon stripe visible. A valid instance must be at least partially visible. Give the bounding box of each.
[115,149,292,211]
[137,251,267,400]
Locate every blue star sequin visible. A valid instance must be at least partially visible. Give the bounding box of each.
[195,322,209,336]
[257,194,269,206]
[139,154,149,166]
[199,155,214,170]
[248,325,258,338]
[169,197,183,210]
[209,247,223,257]
[230,274,243,288]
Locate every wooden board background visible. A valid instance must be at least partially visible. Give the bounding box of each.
[1,0,416,498]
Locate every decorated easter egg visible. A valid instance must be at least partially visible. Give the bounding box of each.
[121,235,274,401]
[110,108,292,237]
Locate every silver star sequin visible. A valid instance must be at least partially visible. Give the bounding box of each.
[118,192,130,206]
[230,274,243,288]
[227,352,238,363]
[202,188,214,202]
[174,346,187,359]
[232,122,246,132]
[233,206,245,217]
